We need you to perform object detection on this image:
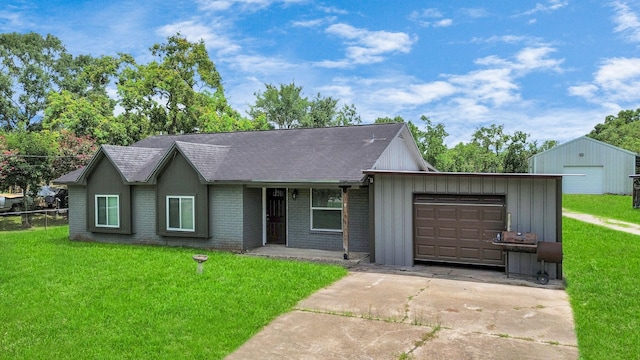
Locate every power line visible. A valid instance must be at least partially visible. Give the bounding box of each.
[0,154,93,159]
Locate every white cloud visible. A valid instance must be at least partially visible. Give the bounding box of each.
[434,19,453,27]
[319,23,416,67]
[322,46,565,128]
[470,35,544,46]
[157,20,241,55]
[291,16,335,28]
[460,8,489,19]
[0,10,25,29]
[196,0,304,12]
[224,54,298,74]
[371,81,457,106]
[611,1,640,43]
[568,83,598,99]
[569,57,640,106]
[519,0,568,16]
[318,5,348,15]
[409,8,453,27]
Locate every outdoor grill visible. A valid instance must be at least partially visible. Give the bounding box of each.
[493,231,563,285]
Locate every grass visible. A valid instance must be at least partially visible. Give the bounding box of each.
[0,227,348,359]
[563,217,640,359]
[563,194,640,224]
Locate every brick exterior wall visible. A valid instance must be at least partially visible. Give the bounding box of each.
[287,187,369,252]
[68,184,369,254]
[209,185,244,250]
[243,187,263,249]
[68,186,89,239]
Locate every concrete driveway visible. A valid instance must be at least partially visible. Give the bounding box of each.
[227,271,577,359]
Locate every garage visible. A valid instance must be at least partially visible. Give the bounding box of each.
[413,194,506,266]
[562,166,603,194]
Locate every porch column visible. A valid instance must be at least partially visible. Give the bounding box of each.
[340,186,351,260]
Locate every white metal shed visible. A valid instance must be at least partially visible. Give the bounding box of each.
[528,136,638,195]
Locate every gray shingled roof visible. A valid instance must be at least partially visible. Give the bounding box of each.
[56,123,417,185]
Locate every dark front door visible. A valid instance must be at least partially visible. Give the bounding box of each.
[267,188,286,244]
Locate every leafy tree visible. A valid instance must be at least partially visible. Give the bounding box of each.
[439,142,484,172]
[249,82,310,129]
[42,90,127,144]
[49,130,98,181]
[117,33,227,135]
[0,130,58,226]
[588,108,640,153]
[374,115,448,169]
[197,90,272,132]
[301,93,338,128]
[249,82,360,129]
[470,124,509,173]
[0,32,69,130]
[334,103,362,126]
[420,116,448,169]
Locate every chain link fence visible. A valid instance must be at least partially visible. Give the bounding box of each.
[0,208,69,231]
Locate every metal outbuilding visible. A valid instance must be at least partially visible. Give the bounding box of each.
[528,136,639,195]
[365,170,563,280]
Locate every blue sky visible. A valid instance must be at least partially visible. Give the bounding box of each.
[3,0,640,146]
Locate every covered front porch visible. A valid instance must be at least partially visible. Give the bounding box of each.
[244,244,369,265]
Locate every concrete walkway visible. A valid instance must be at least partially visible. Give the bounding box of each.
[563,209,640,236]
[227,272,577,359]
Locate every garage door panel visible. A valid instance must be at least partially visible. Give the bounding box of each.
[416,207,435,220]
[437,227,457,238]
[435,208,457,220]
[460,247,480,259]
[414,195,505,266]
[460,229,481,239]
[415,226,434,237]
[460,208,481,220]
[416,245,435,256]
[438,246,457,258]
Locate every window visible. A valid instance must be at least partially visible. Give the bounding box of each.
[95,195,119,228]
[166,196,195,232]
[310,189,342,231]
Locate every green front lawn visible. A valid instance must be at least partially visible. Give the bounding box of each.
[563,217,640,359]
[563,194,640,224]
[0,227,347,359]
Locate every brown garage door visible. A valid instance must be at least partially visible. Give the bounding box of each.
[414,194,505,266]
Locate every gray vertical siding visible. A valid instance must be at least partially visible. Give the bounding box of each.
[529,137,636,194]
[374,174,560,278]
[373,126,425,171]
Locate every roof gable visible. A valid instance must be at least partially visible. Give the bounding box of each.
[531,136,638,160]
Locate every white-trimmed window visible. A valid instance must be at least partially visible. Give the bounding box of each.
[166,196,195,232]
[95,195,119,228]
[310,189,342,231]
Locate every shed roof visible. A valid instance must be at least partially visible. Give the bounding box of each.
[56,122,428,186]
[530,136,639,160]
